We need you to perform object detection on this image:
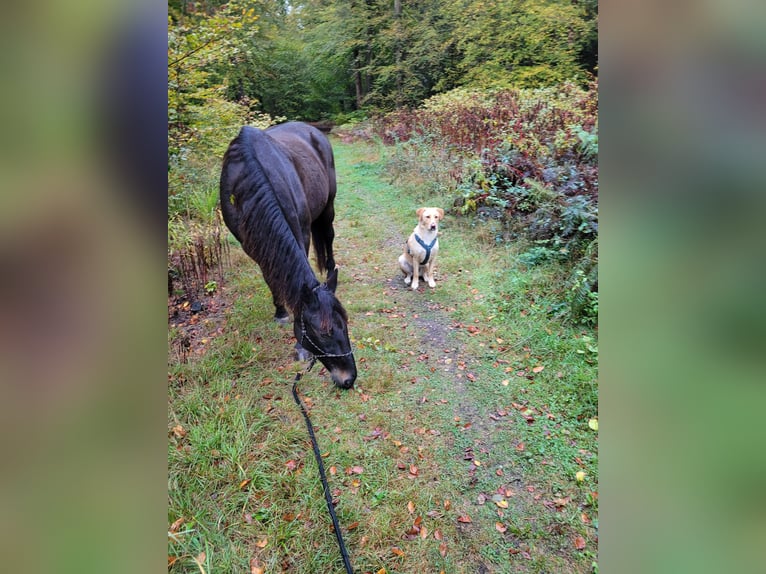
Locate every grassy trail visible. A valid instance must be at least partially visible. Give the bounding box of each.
[168,138,598,573]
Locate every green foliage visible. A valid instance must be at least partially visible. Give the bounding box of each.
[445,0,595,89]
[168,0,597,121]
[168,1,285,161]
[565,239,598,325]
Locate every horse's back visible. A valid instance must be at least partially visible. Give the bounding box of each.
[266,122,336,221]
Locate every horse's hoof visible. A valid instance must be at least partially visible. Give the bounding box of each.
[274,313,290,324]
[295,346,313,362]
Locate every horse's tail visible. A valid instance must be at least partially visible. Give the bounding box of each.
[311,221,331,275]
[310,128,337,276]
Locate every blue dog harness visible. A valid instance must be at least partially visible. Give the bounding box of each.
[408,233,438,265]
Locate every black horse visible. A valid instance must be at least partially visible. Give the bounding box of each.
[220,122,356,388]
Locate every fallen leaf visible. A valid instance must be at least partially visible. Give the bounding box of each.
[193,552,206,568]
[347,521,360,530]
[420,526,428,539]
[329,465,337,475]
[169,517,185,533]
[576,470,586,482]
[391,546,405,557]
[457,515,472,523]
[495,522,508,533]
[403,526,419,540]
[407,501,415,514]
[254,538,268,548]
[376,569,387,574]
[171,425,187,439]
[285,460,298,472]
[239,479,251,490]
[574,536,586,550]
[532,365,545,373]
[495,499,508,509]
[409,465,419,476]
[588,418,599,431]
[443,500,451,511]
[168,556,179,568]
[249,557,264,574]
[439,541,447,557]
[434,529,443,540]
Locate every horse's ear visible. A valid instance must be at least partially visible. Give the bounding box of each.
[326,266,339,293]
[302,283,318,307]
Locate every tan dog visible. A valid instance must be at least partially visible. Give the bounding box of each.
[398,207,444,290]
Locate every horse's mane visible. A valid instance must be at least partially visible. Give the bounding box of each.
[221,126,319,311]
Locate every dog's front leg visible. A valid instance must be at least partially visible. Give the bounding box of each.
[411,259,420,290]
[426,261,436,288]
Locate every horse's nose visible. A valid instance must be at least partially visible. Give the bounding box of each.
[332,369,356,389]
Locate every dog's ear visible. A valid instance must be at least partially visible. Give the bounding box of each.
[436,208,445,219]
[416,207,425,218]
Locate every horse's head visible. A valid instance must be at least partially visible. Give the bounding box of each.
[296,268,357,389]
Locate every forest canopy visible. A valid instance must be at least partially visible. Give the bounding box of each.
[168,0,597,135]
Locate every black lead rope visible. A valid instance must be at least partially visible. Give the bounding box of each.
[292,369,355,574]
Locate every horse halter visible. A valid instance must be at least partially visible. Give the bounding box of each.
[299,311,354,367]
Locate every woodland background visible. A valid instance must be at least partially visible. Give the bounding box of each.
[168,0,599,322]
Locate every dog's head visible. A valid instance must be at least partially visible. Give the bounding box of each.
[416,207,444,232]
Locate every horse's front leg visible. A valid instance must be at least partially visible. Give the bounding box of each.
[272,293,290,324]
[292,320,313,362]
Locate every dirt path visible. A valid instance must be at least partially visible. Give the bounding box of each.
[326,138,596,572]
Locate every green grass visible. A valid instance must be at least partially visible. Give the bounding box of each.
[168,137,598,573]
